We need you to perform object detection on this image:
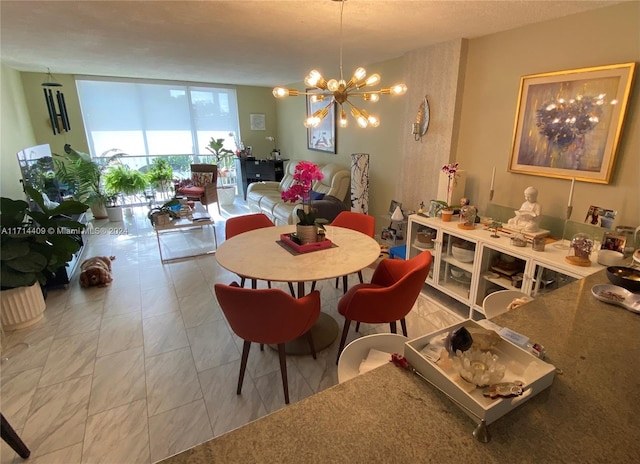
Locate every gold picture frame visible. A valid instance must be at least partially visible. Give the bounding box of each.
[509,62,635,184]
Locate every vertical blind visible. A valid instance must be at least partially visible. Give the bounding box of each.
[75,78,240,157]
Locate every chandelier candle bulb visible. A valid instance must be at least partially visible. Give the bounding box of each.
[490,167,496,191]
[568,177,575,207]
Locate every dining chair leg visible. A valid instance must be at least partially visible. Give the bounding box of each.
[390,321,397,334]
[357,270,364,284]
[400,318,408,337]
[336,319,352,365]
[355,322,361,332]
[237,341,251,395]
[288,282,296,297]
[310,281,317,292]
[260,344,264,351]
[335,277,340,289]
[306,331,317,360]
[240,277,246,288]
[342,275,348,294]
[277,344,290,404]
[267,281,272,289]
[251,279,257,289]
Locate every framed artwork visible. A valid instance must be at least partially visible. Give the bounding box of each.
[249,113,265,131]
[509,62,635,184]
[584,204,617,229]
[601,232,626,253]
[306,91,336,154]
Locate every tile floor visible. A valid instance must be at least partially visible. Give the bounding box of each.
[0,200,464,464]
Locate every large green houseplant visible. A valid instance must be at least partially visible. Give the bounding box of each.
[103,165,148,206]
[1,187,88,329]
[0,186,89,290]
[53,144,123,218]
[146,158,174,196]
[205,137,236,206]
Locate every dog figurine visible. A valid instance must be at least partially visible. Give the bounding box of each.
[79,256,116,288]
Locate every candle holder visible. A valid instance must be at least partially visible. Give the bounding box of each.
[553,206,573,249]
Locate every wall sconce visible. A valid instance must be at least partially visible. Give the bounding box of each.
[42,68,70,135]
[412,95,430,141]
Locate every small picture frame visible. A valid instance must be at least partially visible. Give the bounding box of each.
[584,205,617,229]
[601,232,626,253]
[381,227,397,242]
[389,200,402,216]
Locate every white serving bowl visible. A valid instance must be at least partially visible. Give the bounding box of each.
[597,249,625,266]
[451,245,474,263]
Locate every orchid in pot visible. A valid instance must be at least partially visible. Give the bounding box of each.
[281,161,324,244]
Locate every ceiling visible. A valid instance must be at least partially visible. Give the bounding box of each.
[0,1,622,87]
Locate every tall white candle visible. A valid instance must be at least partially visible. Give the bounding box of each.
[568,177,575,207]
[490,167,496,190]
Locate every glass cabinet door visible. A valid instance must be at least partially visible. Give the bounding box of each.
[438,232,476,303]
[475,245,528,309]
[530,263,578,296]
[407,221,438,284]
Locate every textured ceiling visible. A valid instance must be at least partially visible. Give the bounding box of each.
[0,0,622,87]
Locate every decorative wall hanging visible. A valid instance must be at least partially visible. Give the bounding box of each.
[41,68,70,135]
[350,153,369,213]
[412,95,430,141]
[509,62,635,184]
[307,91,336,153]
[250,113,265,131]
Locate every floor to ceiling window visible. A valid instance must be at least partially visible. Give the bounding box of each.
[76,77,240,163]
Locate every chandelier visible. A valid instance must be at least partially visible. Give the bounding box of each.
[272,0,407,129]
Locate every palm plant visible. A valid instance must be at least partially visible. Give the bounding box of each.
[53,144,123,208]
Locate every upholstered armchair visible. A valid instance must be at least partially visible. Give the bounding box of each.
[335,250,433,363]
[174,164,219,214]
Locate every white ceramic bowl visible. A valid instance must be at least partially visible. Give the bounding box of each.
[598,250,625,266]
[451,245,474,263]
[451,268,465,278]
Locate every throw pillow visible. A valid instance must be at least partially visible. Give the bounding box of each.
[191,172,214,187]
[310,190,325,201]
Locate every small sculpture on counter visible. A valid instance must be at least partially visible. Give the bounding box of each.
[507,186,541,232]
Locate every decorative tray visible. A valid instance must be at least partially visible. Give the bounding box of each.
[404,320,556,425]
[279,233,333,253]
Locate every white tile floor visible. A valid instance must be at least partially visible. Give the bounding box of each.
[0,200,464,463]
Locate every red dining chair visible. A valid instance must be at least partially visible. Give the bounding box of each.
[335,250,432,363]
[225,213,274,289]
[319,211,375,294]
[214,282,320,404]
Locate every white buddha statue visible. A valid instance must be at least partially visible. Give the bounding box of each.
[507,186,541,232]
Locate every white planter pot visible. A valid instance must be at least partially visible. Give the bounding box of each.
[1,282,46,331]
[91,203,108,220]
[217,186,236,206]
[107,206,123,222]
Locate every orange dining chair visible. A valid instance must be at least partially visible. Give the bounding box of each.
[321,211,375,294]
[214,282,320,404]
[335,250,432,363]
[224,213,296,295]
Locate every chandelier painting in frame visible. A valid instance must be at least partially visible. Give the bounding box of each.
[306,90,337,154]
[509,62,635,184]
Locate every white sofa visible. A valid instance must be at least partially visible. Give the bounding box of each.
[247,161,350,225]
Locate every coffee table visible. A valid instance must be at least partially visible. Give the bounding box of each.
[154,202,218,263]
[215,225,381,353]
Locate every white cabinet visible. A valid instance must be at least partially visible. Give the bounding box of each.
[407,214,603,319]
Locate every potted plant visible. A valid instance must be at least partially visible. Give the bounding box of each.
[205,137,236,206]
[53,144,123,219]
[104,193,123,222]
[146,158,174,198]
[281,161,324,244]
[147,198,180,226]
[103,165,148,215]
[1,187,88,330]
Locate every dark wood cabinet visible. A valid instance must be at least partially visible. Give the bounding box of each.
[237,159,287,199]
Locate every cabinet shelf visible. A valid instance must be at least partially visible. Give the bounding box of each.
[406,214,604,319]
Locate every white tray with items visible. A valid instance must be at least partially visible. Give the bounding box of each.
[403,319,555,425]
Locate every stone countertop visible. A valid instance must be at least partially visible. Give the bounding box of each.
[160,269,640,463]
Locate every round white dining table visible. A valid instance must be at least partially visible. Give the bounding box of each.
[215,224,381,353]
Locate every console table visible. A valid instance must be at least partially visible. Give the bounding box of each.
[236,158,287,199]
